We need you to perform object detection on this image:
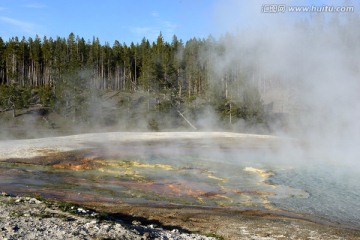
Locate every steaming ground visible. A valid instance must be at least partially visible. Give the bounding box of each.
[0,131,280,160]
[0,132,360,239]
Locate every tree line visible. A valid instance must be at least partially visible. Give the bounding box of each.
[0,32,266,127]
[0,32,210,95]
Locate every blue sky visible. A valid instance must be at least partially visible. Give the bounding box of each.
[0,0,217,44]
[0,0,357,44]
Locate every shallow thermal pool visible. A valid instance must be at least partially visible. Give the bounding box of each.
[0,133,359,230]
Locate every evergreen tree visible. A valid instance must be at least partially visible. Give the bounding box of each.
[0,37,5,84]
[0,32,266,126]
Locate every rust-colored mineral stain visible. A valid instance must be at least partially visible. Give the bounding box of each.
[52,156,101,170]
[123,181,206,198]
[0,149,283,212]
[166,183,207,197]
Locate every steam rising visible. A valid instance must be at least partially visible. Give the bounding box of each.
[210,1,360,168]
[0,2,359,234]
[1,1,359,170]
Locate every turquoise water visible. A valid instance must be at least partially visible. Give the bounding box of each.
[269,163,360,228]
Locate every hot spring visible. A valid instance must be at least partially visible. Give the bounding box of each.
[0,132,359,231]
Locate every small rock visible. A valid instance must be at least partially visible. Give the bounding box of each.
[65,217,76,222]
[77,208,87,214]
[90,212,98,217]
[13,225,20,232]
[143,232,150,240]
[29,198,42,204]
[1,192,8,197]
[102,224,110,230]
[132,220,141,225]
[84,220,97,229]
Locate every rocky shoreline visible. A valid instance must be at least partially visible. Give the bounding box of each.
[0,193,218,240]
[1,193,360,240]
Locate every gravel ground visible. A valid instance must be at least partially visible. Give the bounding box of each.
[2,193,359,240]
[0,193,217,240]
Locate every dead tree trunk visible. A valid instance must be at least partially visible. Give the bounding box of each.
[8,99,16,118]
[177,110,197,130]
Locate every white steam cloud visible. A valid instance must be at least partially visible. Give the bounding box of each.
[211,1,360,167]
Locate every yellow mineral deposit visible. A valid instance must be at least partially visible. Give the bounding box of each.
[104,160,173,171]
[243,167,273,178]
[206,172,227,183]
